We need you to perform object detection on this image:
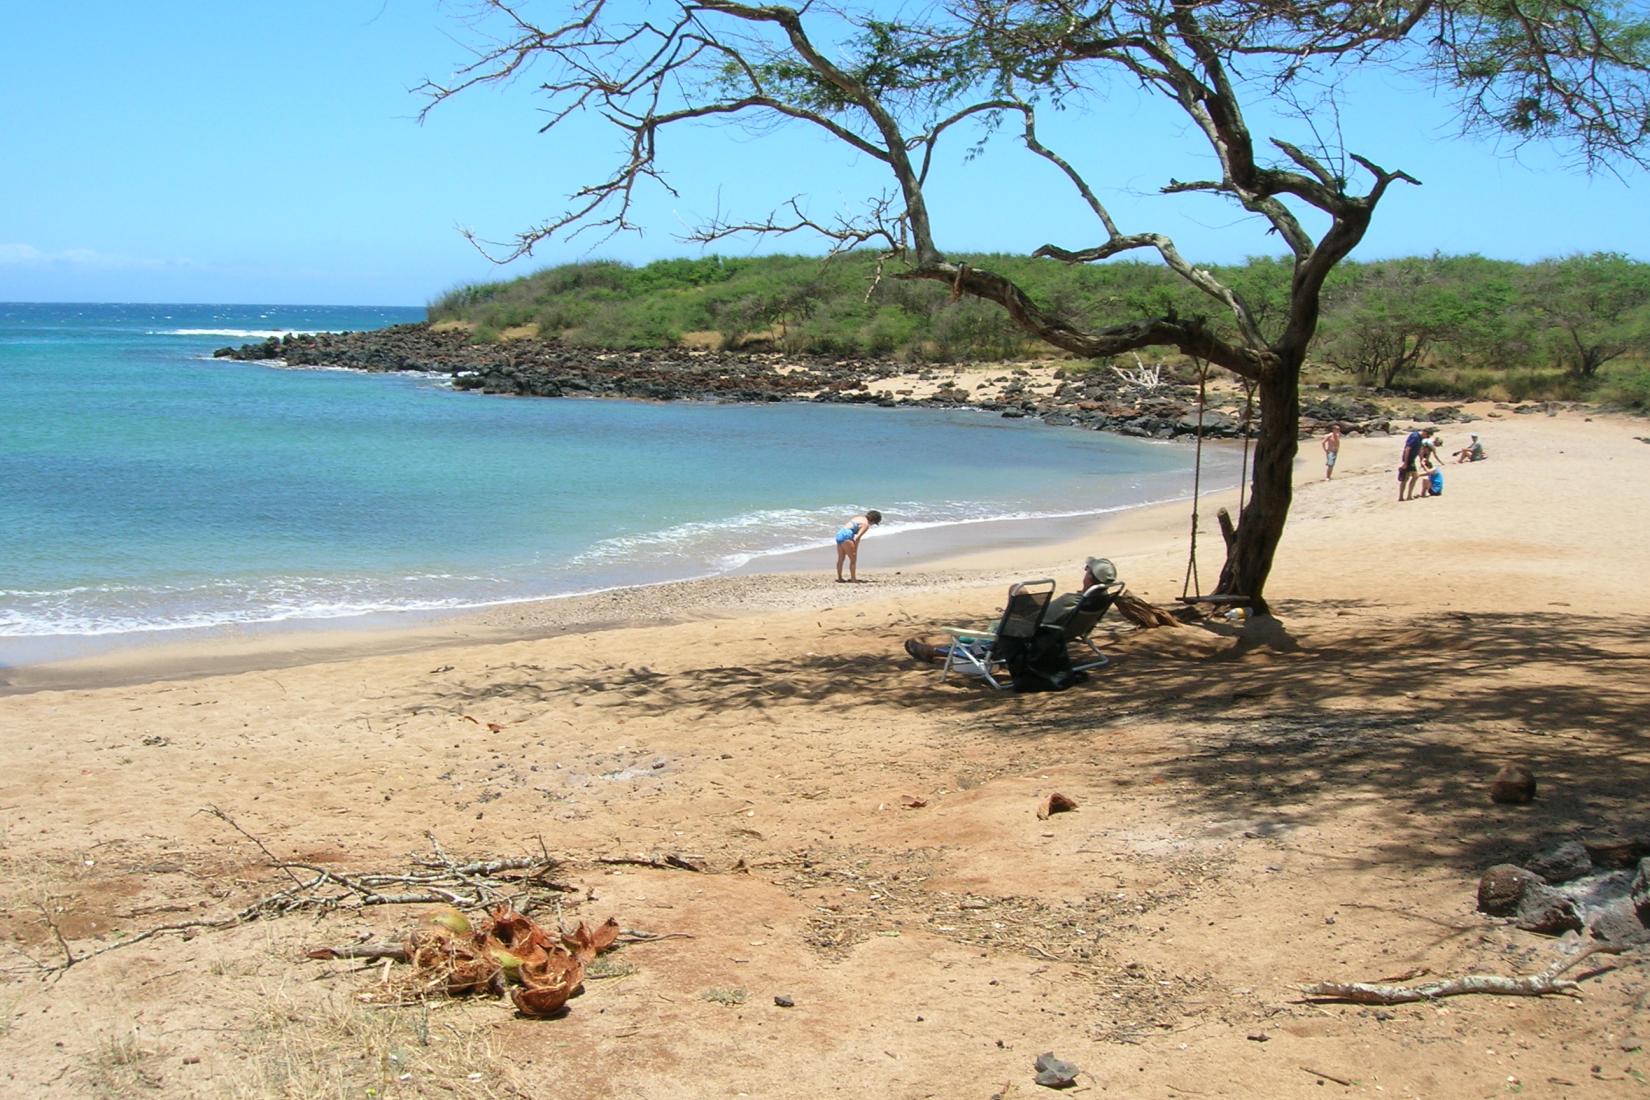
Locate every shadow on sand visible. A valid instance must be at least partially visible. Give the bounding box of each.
[416,602,1650,876]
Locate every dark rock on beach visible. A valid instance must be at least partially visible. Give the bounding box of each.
[1525,839,1594,884]
[1477,863,1545,916]
[1512,883,1585,935]
[1582,831,1650,869]
[1489,762,1537,804]
[214,322,1408,442]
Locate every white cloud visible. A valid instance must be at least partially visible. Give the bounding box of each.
[0,242,183,270]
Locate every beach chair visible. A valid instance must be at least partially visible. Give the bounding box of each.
[937,579,1056,690]
[1052,580,1125,672]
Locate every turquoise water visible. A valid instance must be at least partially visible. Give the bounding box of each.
[0,302,1233,657]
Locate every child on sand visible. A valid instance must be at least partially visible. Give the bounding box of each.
[834,510,882,582]
[1322,424,1342,480]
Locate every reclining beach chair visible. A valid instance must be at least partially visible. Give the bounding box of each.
[1053,580,1125,672]
[937,579,1055,690]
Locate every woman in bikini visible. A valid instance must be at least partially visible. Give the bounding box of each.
[834,510,882,582]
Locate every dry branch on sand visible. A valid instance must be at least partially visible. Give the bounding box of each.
[1302,942,1641,1004]
[29,811,573,978]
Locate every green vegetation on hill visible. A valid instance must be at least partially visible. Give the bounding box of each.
[429,252,1650,407]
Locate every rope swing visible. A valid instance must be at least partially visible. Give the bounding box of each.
[1180,361,1256,604]
[1181,358,1211,601]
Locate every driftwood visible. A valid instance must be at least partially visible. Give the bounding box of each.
[1302,942,1635,1004]
[1113,591,1179,629]
[1110,353,1163,392]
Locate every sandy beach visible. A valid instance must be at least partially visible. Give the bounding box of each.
[2,405,1647,1097]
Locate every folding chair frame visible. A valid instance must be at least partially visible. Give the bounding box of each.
[937,578,1055,690]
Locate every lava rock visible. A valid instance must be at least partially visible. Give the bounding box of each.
[1490,762,1537,804]
[1033,1052,1079,1089]
[1582,832,1650,869]
[1513,883,1585,935]
[1526,840,1594,884]
[1477,864,1546,916]
[1632,858,1650,926]
[1587,897,1650,945]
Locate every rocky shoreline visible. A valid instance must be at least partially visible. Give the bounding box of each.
[214,322,1449,440]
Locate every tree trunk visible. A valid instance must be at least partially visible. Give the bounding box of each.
[1215,360,1301,615]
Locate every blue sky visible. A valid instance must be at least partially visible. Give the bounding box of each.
[4,2,1646,307]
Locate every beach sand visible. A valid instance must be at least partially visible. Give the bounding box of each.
[1,405,1646,1097]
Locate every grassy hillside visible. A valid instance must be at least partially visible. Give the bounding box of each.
[428,252,1650,407]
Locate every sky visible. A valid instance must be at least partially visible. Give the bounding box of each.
[4,1,1647,307]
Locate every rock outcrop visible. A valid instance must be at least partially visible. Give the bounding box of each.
[215,324,1416,442]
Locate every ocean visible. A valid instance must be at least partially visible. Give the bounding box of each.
[0,302,1237,664]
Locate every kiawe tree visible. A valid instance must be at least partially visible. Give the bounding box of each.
[1526,252,1650,378]
[426,0,1650,614]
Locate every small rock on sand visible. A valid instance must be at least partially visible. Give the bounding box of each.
[1033,1052,1079,1089]
[1490,763,1536,804]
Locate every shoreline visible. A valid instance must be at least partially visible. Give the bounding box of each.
[0,486,1221,695]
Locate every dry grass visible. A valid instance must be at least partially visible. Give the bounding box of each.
[678,329,723,350]
[86,1022,163,1096]
[585,954,638,981]
[498,323,541,341]
[700,987,748,1006]
[430,319,476,333]
[225,980,525,1099]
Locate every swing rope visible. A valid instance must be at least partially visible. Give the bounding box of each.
[1237,377,1255,518]
[1181,366,1257,602]
[1181,360,1209,600]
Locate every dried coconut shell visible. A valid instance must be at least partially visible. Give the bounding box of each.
[511,951,586,1017]
[563,917,622,963]
[404,927,501,996]
[483,904,557,970]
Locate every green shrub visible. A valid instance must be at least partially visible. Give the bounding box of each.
[1595,364,1650,409]
[426,252,1650,368]
[1501,369,1585,403]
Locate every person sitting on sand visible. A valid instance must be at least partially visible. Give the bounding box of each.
[834,510,881,582]
[1322,424,1342,480]
[1454,433,1486,463]
[903,557,1116,663]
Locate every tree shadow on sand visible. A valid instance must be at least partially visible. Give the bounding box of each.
[411,603,1648,876]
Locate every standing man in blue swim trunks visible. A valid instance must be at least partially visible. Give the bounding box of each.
[834,509,882,582]
[1398,428,1424,501]
[1322,423,1342,480]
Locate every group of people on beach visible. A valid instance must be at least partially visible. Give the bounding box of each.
[1397,428,1485,500]
[1320,422,1487,502]
[843,419,1491,580]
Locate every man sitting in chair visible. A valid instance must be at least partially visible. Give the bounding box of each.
[903,556,1116,663]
